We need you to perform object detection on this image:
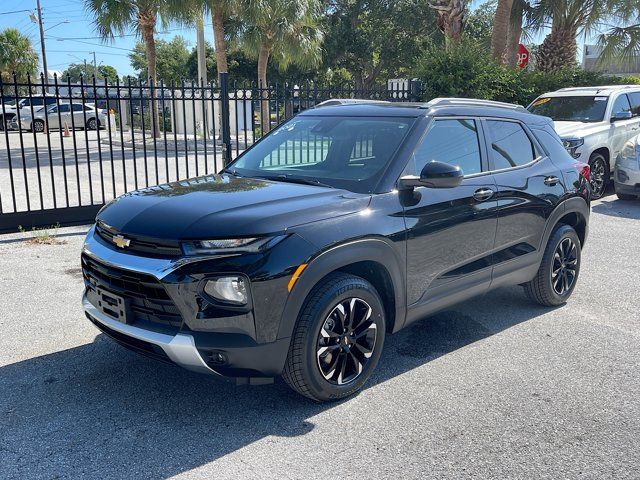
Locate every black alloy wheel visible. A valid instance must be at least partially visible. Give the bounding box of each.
[589,153,608,199]
[32,119,45,133]
[551,237,578,296]
[316,297,377,385]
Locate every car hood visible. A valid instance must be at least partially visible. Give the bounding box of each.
[97,174,371,239]
[553,120,609,139]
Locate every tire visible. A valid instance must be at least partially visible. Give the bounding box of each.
[617,192,637,201]
[32,119,45,133]
[524,224,581,307]
[282,272,386,402]
[86,118,98,130]
[588,152,609,199]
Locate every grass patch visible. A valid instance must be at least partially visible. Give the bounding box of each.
[18,223,66,245]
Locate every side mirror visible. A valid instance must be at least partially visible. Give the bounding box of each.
[398,161,464,190]
[611,111,632,122]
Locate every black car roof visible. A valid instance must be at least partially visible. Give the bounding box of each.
[301,99,550,125]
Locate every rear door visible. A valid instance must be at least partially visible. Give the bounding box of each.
[609,93,635,163]
[483,118,566,286]
[403,117,498,310]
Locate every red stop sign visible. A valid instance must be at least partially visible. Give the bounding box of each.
[517,44,529,69]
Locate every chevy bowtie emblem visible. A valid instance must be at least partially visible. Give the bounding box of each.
[113,235,131,248]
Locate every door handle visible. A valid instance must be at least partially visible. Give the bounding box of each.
[544,176,559,186]
[473,187,494,202]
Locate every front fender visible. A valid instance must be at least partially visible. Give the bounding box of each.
[276,237,407,340]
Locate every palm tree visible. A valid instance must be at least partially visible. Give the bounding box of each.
[528,0,637,72]
[597,20,640,68]
[209,0,229,78]
[85,0,171,137]
[505,0,526,67]
[0,28,39,85]
[430,0,467,50]
[237,0,323,133]
[491,0,514,60]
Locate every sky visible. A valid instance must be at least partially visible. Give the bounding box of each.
[1,0,595,79]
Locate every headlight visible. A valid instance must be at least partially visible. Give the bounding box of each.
[181,235,287,256]
[562,137,584,159]
[204,276,248,305]
[617,142,640,170]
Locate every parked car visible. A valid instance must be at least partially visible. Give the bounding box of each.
[614,135,640,200]
[8,102,107,132]
[0,95,57,130]
[527,85,640,199]
[81,98,590,401]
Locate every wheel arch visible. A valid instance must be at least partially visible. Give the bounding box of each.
[590,146,610,168]
[541,197,590,250]
[277,238,406,340]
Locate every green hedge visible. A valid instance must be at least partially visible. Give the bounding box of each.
[415,42,640,106]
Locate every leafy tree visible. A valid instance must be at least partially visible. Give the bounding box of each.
[323,0,440,89]
[129,36,191,85]
[527,0,638,72]
[236,0,324,132]
[185,42,258,83]
[61,62,119,83]
[0,28,39,83]
[465,0,496,50]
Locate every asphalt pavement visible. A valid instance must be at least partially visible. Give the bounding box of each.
[0,195,639,479]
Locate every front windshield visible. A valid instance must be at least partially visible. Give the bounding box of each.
[227,115,415,193]
[528,96,607,123]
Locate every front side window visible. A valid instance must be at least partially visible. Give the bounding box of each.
[72,104,84,112]
[228,116,414,193]
[628,92,640,116]
[528,96,607,123]
[486,120,537,170]
[410,119,482,176]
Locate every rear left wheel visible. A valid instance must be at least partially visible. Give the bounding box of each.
[32,119,45,133]
[524,224,581,306]
[86,118,98,130]
[282,272,386,402]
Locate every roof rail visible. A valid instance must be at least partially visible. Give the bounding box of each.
[557,85,639,92]
[424,97,527,112]
[314,98,391,107]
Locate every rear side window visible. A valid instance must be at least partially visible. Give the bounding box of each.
[486,120,537,170]
[411,119,482,176]
[626,92,640,116]
[611,94,632,116]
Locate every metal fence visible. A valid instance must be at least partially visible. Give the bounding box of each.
[0,72,419,233]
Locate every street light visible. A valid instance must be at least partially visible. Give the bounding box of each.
[44,20,69,32]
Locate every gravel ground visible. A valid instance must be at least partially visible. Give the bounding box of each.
[0,196,639,479]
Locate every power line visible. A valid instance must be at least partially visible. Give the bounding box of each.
[0,9,32,16]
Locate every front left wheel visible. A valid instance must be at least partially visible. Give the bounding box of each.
[282,272,386,402]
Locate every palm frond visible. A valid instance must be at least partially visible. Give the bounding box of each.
[597,23,640,68]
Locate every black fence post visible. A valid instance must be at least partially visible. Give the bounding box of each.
[219,72,232,166]
[409,78,423,102]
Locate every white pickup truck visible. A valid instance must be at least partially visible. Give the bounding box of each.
[528,85,640,199]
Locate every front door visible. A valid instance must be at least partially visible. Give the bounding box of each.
[403,118,498,315]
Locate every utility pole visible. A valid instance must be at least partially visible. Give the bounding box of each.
[34,0,48,86]
[92,51,97,74]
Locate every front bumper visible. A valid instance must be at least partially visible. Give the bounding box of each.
[83,294,218,376]
[81,225,311,380]
[614,166,640,195]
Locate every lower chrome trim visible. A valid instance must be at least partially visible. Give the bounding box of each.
[83,294,219,376]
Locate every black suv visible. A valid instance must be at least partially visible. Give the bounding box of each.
[82,98,590,401]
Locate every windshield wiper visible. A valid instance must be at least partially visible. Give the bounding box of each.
[260,174,333,188]
[220,168,242,177]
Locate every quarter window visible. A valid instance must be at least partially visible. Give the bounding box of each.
[486,120,537,170]
[411,119,482,176]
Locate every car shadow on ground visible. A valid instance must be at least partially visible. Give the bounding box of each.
[0,286,555,478]
[592,197,640,220]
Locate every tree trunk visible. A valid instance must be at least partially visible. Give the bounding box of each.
[505,0,523,67]
[211,2,228,78]
[536,27,578,73]
[431,0,467,50]
[491,0,513,61]
[139,11,160,138]
[257,40,272,135]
